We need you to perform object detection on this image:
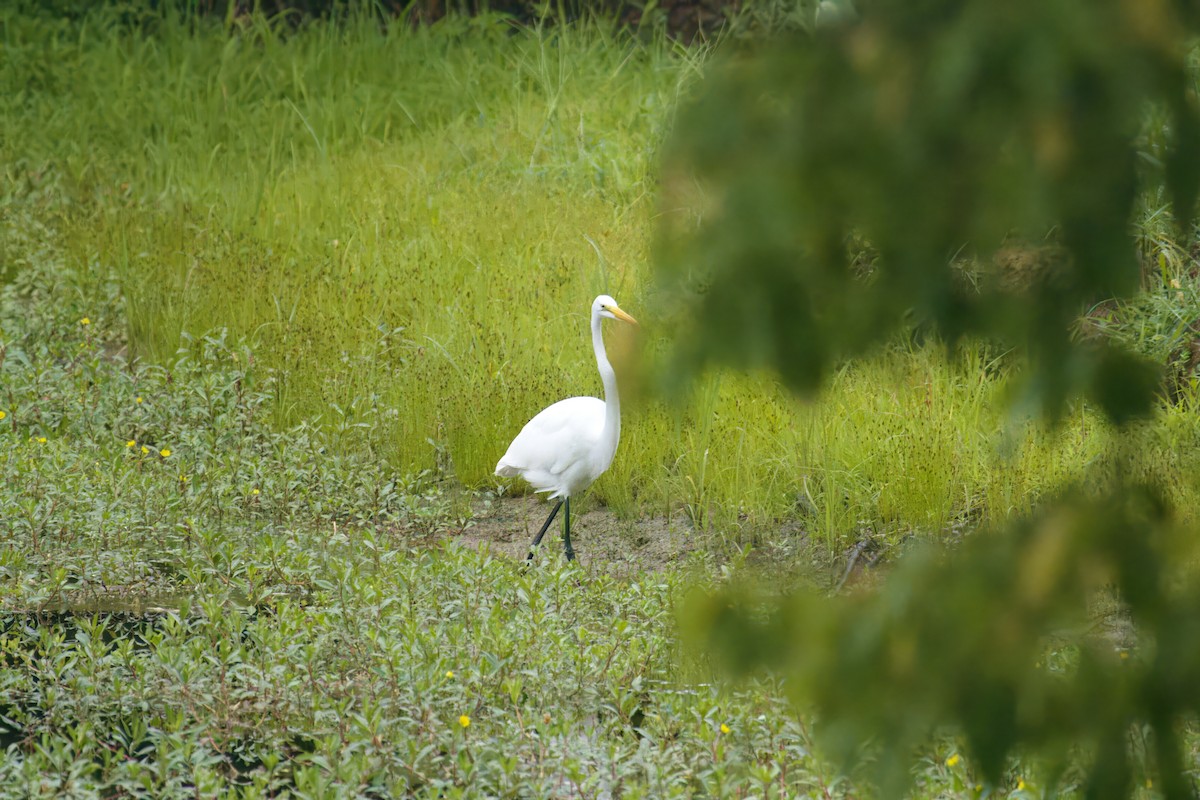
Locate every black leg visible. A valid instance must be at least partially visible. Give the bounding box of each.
[563,496,575,561]
[526,499,563,561]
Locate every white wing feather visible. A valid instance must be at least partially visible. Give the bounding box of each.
[495,396,606,498]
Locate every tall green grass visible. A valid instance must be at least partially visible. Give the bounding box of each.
[0,222,855,798]
[5,6,683,468]
[5,4,1200,547]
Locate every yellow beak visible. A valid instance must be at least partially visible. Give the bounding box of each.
[610,305,639,326]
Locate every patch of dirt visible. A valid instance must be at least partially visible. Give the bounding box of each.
[452,495,702,577]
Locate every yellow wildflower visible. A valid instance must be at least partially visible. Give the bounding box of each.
[80,317,90,326]
[458,715,470,729]
[0,410,6,421]
[141,445,149,455]
[252,488,261,496]
[36,436,47,444]
[1119,651,1130,660]
[126,440,136,448]
[135,396,143,404]
[160,448,171,458]
[1017,778,1026,791]
[445,670,454,679]
[946,754,961,768]
[719,723,730,735]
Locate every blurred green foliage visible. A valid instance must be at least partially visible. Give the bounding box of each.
[667,0,1200,797]
[660,0,1200,421]
[684,482,1200,798]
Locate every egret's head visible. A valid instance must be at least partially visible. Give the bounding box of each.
[594,295,638,325]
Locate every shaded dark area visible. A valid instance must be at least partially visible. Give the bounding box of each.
[0,609,322,793]
[0,610,171,753]
[19,0,748,39]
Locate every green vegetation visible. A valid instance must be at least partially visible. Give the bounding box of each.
[4,0,1200,796]
[3,3,698,513]
[0,195,853,797]
[10,3,1200,546]
[665,0,1200,797]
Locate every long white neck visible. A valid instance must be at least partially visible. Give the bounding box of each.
[592,309,621,465]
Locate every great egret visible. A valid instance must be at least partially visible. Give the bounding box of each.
[495,294,638,561]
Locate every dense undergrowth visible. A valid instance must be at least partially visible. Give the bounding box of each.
[4,3,1200,796]
[10,3,1200,548]
[0,191,852,797]
[0,192,1130,796]
[5,3,1200,548]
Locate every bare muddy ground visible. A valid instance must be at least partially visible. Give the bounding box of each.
[453,498,1151,655]
[445,494,890,598]
[453,495,704,577]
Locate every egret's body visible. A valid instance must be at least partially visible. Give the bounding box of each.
[496,295,637,560]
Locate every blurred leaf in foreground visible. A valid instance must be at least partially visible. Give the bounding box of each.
[658,0,1199,422]
[681,482,1200,798]
[664,0,1200,797]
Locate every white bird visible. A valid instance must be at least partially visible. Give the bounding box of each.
[495,294,639,561]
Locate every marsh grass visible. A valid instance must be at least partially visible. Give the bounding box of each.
[6,7,1200,796]
[0,192,876,797]
[6,4,690,485]
[6,2,1200,554]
